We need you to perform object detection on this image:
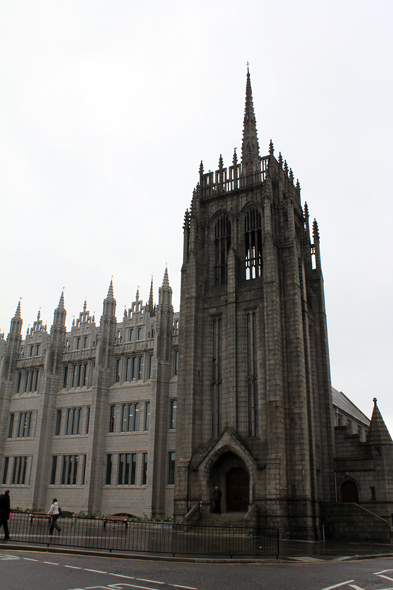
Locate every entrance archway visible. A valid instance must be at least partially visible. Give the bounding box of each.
[341,481,358,503]
[226,467,249,512]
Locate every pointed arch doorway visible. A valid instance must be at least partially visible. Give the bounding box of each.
[226,467,249,512]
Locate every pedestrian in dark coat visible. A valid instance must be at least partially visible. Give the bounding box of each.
[48,498,61,535]
[212,486,222,514]
[0,489,11,540]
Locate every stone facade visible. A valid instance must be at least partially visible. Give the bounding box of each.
[0,71,392,535]
[0,273,179,517]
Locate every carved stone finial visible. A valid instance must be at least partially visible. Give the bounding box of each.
[278,152,283,167]
[269,139,274,156]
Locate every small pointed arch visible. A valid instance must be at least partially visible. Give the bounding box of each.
[213,212,232,286]
[244,206,263,280]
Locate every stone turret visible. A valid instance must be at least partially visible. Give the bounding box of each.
[1,301,23,381]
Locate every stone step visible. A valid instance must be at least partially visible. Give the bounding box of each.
[200,512,247,526]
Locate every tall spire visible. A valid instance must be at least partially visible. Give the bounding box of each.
[241,66,260,165]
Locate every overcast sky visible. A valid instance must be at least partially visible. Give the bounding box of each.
[1,1,392,433]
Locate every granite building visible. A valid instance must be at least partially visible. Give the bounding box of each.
[0,71,392,535]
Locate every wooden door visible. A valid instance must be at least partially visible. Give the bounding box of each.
[341,481,359,503]
[226,467,249,512]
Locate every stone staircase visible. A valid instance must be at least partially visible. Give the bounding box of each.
[201,512,247,527]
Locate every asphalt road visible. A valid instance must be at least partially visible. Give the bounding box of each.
[2,549,393,590]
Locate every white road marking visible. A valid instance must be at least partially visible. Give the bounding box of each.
[109,584,167,590]
[375,570,393,575]
[65,565,82,569]
[377,575,393,582]
[24,558,39,561]
[0,555,20,560]
[319,582,355,590]
[109,574,135,580]
[85,569,108,574]
[173,586,198,590]
[44,560,59,565]
[137,580,165,585]
[349,585,367,590]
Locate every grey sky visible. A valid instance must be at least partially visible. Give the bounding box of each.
[1,1,392,433]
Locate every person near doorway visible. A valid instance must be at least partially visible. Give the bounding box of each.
[0,489,11,540]
[48,498,61,535]
[212,486,222,514]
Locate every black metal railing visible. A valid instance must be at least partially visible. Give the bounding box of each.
[1,512,279,558]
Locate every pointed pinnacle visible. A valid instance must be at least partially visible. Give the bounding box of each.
[58,290,65,310]
[199,160,204,175]
[162,267,170,289]
[278,152,283,167]
[269,139,274,156]
[107,279,114,299]
[15,300,22,319]
[218,154,224,169]
[232,148,238,166]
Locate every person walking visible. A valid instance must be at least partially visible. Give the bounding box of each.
[48,498,61,535]
[212,486,222,514]
[0,489,11,540]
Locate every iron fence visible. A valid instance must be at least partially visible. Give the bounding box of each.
[0,511,279,558]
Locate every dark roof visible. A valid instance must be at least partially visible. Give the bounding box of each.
[332,387,370,427]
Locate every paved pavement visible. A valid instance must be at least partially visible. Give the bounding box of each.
[1,538,392,563]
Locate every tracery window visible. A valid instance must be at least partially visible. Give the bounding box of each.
[215,215,231,285]
[245,208,262,279]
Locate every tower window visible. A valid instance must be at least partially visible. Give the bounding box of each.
[212,318,222,438]
[214,215,231,285]
[245,208,262,279]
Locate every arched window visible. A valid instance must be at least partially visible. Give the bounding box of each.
[215,216,231,285]
[244,208,262,280]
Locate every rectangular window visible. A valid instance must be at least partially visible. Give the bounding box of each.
[29,345,33,357]
[116,359,121,382]
[50,456,57,485]
[36,344,40,356]
[17,372,22,393]
[66,409,73,435]
[81,455,86,485]
[132,356,137,380]
[2,457,9,484]
[24,371,28,392]
[72,365,78,387]
[55,409,62,436]
[72,455,78,485]
[129,328,134,342]
[168,451,175,485]
[134,403,139,431]
[138,356,144,380]
[106,454,112,485]
[25,412,31,437]
[86,407,90,434]
[76,337,80,350]
[126,357,131,381]
[63,366,68,389]
[12,457,18,484]
[131,453,136,485]
[109,405,116,433]
[170,399,177,429]
[20,457,27,484]
[61,456,67,485]
[83,363,89,386]
[121,404,128,432]
[142,453,148,485]
[84,336,88,349]
[128,404,134,431]
[149,355,153,378]
[76,408,82,435]
[8,414,14,438]
[33,369,39,391]
[28,371,33,392]
[145,402,150,431]
[174,350,179,375]
[118,453,124,485]
[137,327,142,340]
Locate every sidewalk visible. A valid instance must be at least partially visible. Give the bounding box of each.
[1,538,393,563]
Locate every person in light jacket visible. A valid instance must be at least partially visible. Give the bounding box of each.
[48,498,61,535]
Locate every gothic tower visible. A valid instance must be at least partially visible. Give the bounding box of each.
[174,69,336,533]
